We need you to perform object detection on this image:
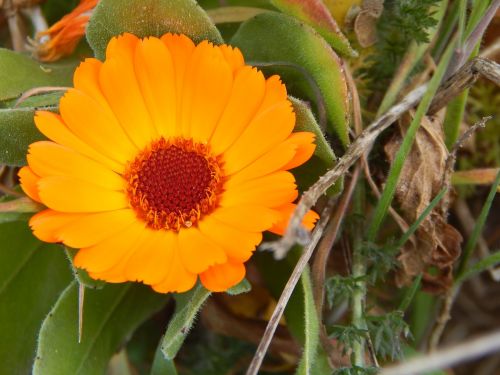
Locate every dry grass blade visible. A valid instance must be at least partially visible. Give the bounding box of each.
[381,330,500,375]
[246,198,336,375]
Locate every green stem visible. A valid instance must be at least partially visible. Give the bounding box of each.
[351,181,366,366]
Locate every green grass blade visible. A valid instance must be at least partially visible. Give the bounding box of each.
[457,170,500,277]
[457,251,500,284]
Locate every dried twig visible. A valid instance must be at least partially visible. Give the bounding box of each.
[382,330,500,375]
[246,198,336,375]
[429,58,500,114]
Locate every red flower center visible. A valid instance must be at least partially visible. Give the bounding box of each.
[125,138,222,231]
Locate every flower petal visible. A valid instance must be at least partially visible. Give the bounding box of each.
[209,66,266,155]
[222,101,295,175]
[268,203,319,235]
[200,261,245,292]
[198,216,262,262]
[34,111,124,173]
[281,132,316,170]
[37,175,128,212]
[27,141,124,191]
[29,209,82,242]
[125,229,175,285]
[74,220,146,274]
[100,33,156,148]
[221,171,297,208]
[210,206,279,232]
[57,209,137,248]
[18,166,42,202]
[181,41,233,143]
[178,226,227,274]
[134,37,177,138]
[59,89,137,164]
[151,234,197,293]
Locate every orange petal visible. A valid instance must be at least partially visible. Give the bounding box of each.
[220,171,298,208]
[74,220,146,274]
[59,89,137,164]
[124,229,175,285]
[178,226,227,274]
[181,41,233,142]
[100,34,156,148]
[198,216,262,262]
[29,209,82,243]
[161,33,196,136]
[27,141,124,191]
[209,66,266,155]
[57,209,137,248]
[268,203,319,235]
[210,206,279,232]
[225,139,298,186]
[222,101,295,175]
[34,111,124,173]
[219,44,244,73]
[281,132,316,170]
[134,37,177,138]
[37,175,128,212]
[18,166,42,202]
[151,234,197,293]
[200,261,245,292]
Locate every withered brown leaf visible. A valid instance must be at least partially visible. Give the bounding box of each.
[384,111,463,293]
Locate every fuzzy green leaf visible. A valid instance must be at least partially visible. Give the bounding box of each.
[290,96,341,194]
[33,282,167,375]
[151,339,178,375]
[0,107,50,166]
[87,0,223,60]
[0,221,72,375]
[270,0,356,57]
[65,248,106,290]
[295,267,320,375]
[161,283,211,359]
[226,278,252,295]
[0,49,73,102]
[231,12,350,146]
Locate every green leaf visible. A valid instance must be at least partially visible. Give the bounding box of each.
[0,221,72,375]
[226,278,252,295]
[289,96,341,194]
[0,107,50,166]
[65,248,106,290]
[0,49,73,102]
[151,339,178,375]
[33,282,167,375]
[231,11,350,146]
[270,0,356,57]
[295,267,320,375]
[86,0,223,60]
[161,283,211,359]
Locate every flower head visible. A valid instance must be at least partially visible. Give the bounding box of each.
[20,33,318,293]
[34,0,98,62]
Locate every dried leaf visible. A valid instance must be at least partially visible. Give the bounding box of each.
[385,112,463,292]
[354,10,378,47]
[452,168,500,191]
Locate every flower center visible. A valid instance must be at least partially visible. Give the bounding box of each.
[124,138,223,231]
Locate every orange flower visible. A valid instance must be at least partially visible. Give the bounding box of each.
[20,33,318,293]
[34,0,98,62]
